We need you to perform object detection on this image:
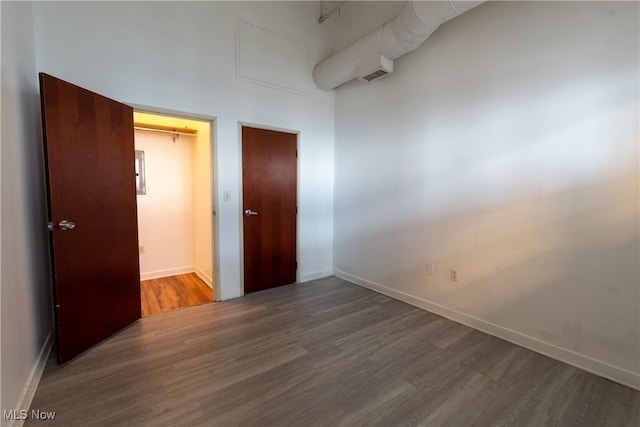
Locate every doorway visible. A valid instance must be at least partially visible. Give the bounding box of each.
[133,111,217,316]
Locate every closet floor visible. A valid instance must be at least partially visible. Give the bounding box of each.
[140,273,213,316]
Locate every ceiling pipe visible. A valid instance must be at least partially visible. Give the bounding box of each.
[319,1,348,24]
[313,1,485,90]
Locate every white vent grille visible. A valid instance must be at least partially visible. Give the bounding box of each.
[356,55,393,83]
[360,69,390,82]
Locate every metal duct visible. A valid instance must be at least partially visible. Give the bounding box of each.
[313,1,485,90]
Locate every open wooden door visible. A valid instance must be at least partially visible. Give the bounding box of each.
[40,73,141,363]
[242,126,297,293]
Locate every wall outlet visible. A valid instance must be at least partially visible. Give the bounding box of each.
[426,263,434,275]
[449,268,458,282]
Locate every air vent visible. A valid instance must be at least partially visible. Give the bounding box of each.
[356,55,393,83]
[313,1,485,90]
[361,69,389,82]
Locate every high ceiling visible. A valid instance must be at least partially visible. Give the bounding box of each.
[320,0,348,23]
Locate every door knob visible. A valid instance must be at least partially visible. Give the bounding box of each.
[58,220,76,230]
[244,209,258,216]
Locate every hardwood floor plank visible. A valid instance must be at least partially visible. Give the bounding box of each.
[140,273,213,316]
[27,277,639,426]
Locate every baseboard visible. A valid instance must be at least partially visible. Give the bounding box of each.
[140,266,195,281]
[5,330,55,427]
[300,270,333,283]
[194,267,213,289]
[334,269,640,391]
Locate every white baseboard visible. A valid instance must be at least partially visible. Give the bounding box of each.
[300,270,333,283]
[140,266,195,281]
[194,267,213,289]
[6,330,55,427]
[334,269,640,391]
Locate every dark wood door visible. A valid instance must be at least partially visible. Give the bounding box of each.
[40,73,141,363]
[242,126,297,293]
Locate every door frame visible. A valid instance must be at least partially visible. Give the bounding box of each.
[132,104,221,302]
[238,122,300,296]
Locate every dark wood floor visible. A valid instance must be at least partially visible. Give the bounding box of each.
[140,273,213,316]
[28,277,639,426]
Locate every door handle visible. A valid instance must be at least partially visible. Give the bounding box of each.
[58,220,76,230]
[244,209,258,216]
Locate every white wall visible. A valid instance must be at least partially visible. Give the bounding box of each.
[135,131,197,279]
[1,0,54,419]
[192,123,214,287]
[32,1,336,300]
[333,1,639,388]
[328,1,402,52]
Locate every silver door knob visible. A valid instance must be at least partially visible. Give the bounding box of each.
[244,209,258,216]
[58,220,75,230]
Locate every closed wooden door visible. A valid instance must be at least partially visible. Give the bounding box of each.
[40,73,141,363]
[242,126,297,293]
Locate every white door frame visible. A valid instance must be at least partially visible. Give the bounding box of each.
[131,104,221,302]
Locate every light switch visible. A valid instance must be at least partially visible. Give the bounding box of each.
[426,263,434,275]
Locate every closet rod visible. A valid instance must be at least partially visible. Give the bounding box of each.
[133,123,197,136]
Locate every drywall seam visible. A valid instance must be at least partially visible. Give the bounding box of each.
[334,269,640,391]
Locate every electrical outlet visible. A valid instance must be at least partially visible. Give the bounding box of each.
[449,268,458,282]
[426,263,434,275]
